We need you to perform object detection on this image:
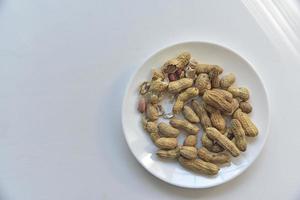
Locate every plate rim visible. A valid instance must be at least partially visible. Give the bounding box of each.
[121,40,271,188]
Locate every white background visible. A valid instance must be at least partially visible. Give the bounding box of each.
[1,0,300,199]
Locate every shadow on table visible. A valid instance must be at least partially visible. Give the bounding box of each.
[98,65,266,199]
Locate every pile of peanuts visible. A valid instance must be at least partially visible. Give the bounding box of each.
[137,52,258,175]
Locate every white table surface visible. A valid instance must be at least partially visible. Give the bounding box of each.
[1,0,300,199]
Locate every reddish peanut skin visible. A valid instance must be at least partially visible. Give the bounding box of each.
[175,69,182,77]
[168,73,177,82]
[162,52,191,74]
[138,97,146,113]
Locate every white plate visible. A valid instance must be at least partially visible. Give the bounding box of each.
[122,41,270,188]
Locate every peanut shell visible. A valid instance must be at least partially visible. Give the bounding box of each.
[191,100,212,130]
[180,146,197,159]
[203,89,234,113]
[170,118,200,135]
[178,157,219,175]
[157,147,180,159]
[198,147,230,164]
[228,86,250,101]
[206,127,240,157]
[233,109,258,137]
[239,101,252,113]
[182,105,200,123]
[158,122,180,138]
[173,87,199,114]
[220,73,235,89]
[231,119,247,151]
[184,135,197,146]
[195,73,211,94]
[155,138,178,150]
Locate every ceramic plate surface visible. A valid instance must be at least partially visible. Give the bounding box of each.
[122,41,270,188]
